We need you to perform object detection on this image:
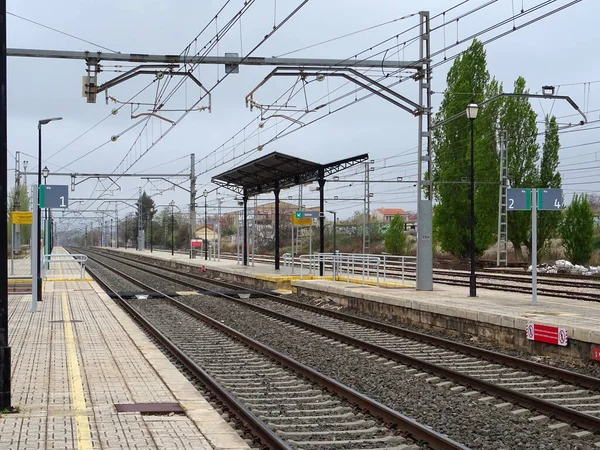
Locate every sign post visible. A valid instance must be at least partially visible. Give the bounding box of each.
[40,185,69,268]
[507,188,562,305]
[292,211,314,227]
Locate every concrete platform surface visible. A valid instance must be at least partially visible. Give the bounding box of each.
[1,248,250,450]
[107,247,600,361]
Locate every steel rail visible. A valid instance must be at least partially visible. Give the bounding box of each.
[82,255,290,450]
[81,249,469,450]
[89,247,600,389]
[82,248,600,432]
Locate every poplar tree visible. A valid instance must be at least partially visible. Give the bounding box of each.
[499,77,539,259]
[432,39,501,257]
[535,115,562,259]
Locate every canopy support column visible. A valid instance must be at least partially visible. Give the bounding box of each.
[274,183,281,270]
[243,190,248,266]
[318,168,325,276]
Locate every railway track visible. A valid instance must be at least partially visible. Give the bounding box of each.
[211,251,600,302]
[78,248,600,437]
[81,249,465,450]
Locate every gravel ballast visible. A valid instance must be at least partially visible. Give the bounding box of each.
[176,294,596,450]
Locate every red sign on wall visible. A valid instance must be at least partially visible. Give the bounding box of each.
[526,323,568,346]
[593,348,600,361]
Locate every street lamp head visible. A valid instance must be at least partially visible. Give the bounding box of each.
[203,190,208,198]
[39,117,63,126]
[169,200,175,207]
[465,103,479,120]
[42,166,49,179]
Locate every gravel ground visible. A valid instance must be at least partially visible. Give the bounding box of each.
[177,294,597,450]
[85,253,189,293]
[86,258,143,292]
[289,294,600,379]
[127,298,421,450]
[87,250,233,292]
[82,249,600,448]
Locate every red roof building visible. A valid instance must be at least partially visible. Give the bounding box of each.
[374,208,408,222]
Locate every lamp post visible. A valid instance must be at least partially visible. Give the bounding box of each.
[37,117,62,303]
[203,190,208,260]
[327,210,337,253]
[466,103,479,297]
[42,166,49,262]
[169,200,175,256]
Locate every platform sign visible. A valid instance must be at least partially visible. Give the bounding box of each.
[507,188,531,211]
[593,348,600,361]
[191,239,203,248]
[40,185,69,208]
[526,323,568,346]
[538,188,563,211]
[12,211,33,224]
[292,212,313,226]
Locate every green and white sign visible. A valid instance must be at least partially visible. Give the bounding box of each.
[40,185,69,208]
[507,188,531,211]
[507,187,563,307]
[537,188,562,211]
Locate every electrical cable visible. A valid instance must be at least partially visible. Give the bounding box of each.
[7,11,120,53]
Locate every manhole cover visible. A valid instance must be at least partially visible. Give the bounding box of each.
[115,403,185,415]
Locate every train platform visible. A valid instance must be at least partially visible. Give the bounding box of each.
[107,247,600,364]
[1,248,250,450]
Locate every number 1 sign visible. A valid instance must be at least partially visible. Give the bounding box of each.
[40,185,69,209]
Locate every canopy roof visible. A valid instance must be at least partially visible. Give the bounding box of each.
[212,151,368,197]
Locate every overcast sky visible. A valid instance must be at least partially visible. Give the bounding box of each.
[6,0,599,230]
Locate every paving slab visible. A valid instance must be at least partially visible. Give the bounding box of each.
[1,248,250,450]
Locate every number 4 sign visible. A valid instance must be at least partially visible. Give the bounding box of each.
[508,188,562,305]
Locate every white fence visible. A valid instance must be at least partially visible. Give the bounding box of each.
[42,254,88,279]
[298,252,416,286]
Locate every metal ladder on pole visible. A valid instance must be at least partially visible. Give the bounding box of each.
[296,185,304,253]
[497,132,508,267]
[363,161,371,254]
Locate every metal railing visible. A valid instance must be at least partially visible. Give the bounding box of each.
[379,254,417,284]
[42,254,88,279]
[300,253,382,286]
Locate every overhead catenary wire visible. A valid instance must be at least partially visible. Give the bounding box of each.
[7,11,120,53]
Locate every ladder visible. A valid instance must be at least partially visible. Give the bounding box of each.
[296,185,304,253]
[497,132,508,267]
[363,161,371,254]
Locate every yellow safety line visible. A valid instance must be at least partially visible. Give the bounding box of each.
[62,292,93,450]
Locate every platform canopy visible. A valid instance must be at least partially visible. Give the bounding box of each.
[211,151,368,271]
[212,152,368,196]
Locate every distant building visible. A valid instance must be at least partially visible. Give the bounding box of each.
[374,208,409,223]
[195,225,217,241]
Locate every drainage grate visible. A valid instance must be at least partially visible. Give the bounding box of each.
[115,403,185,415]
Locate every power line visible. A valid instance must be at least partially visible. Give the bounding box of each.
[7,11,119,53]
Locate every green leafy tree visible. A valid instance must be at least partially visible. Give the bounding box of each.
[384,215,408,255]
[560,194,594,264]
[535,115,562,259]
[499,77,539,258]
[432,39,502,257]
[132,191,156,242]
